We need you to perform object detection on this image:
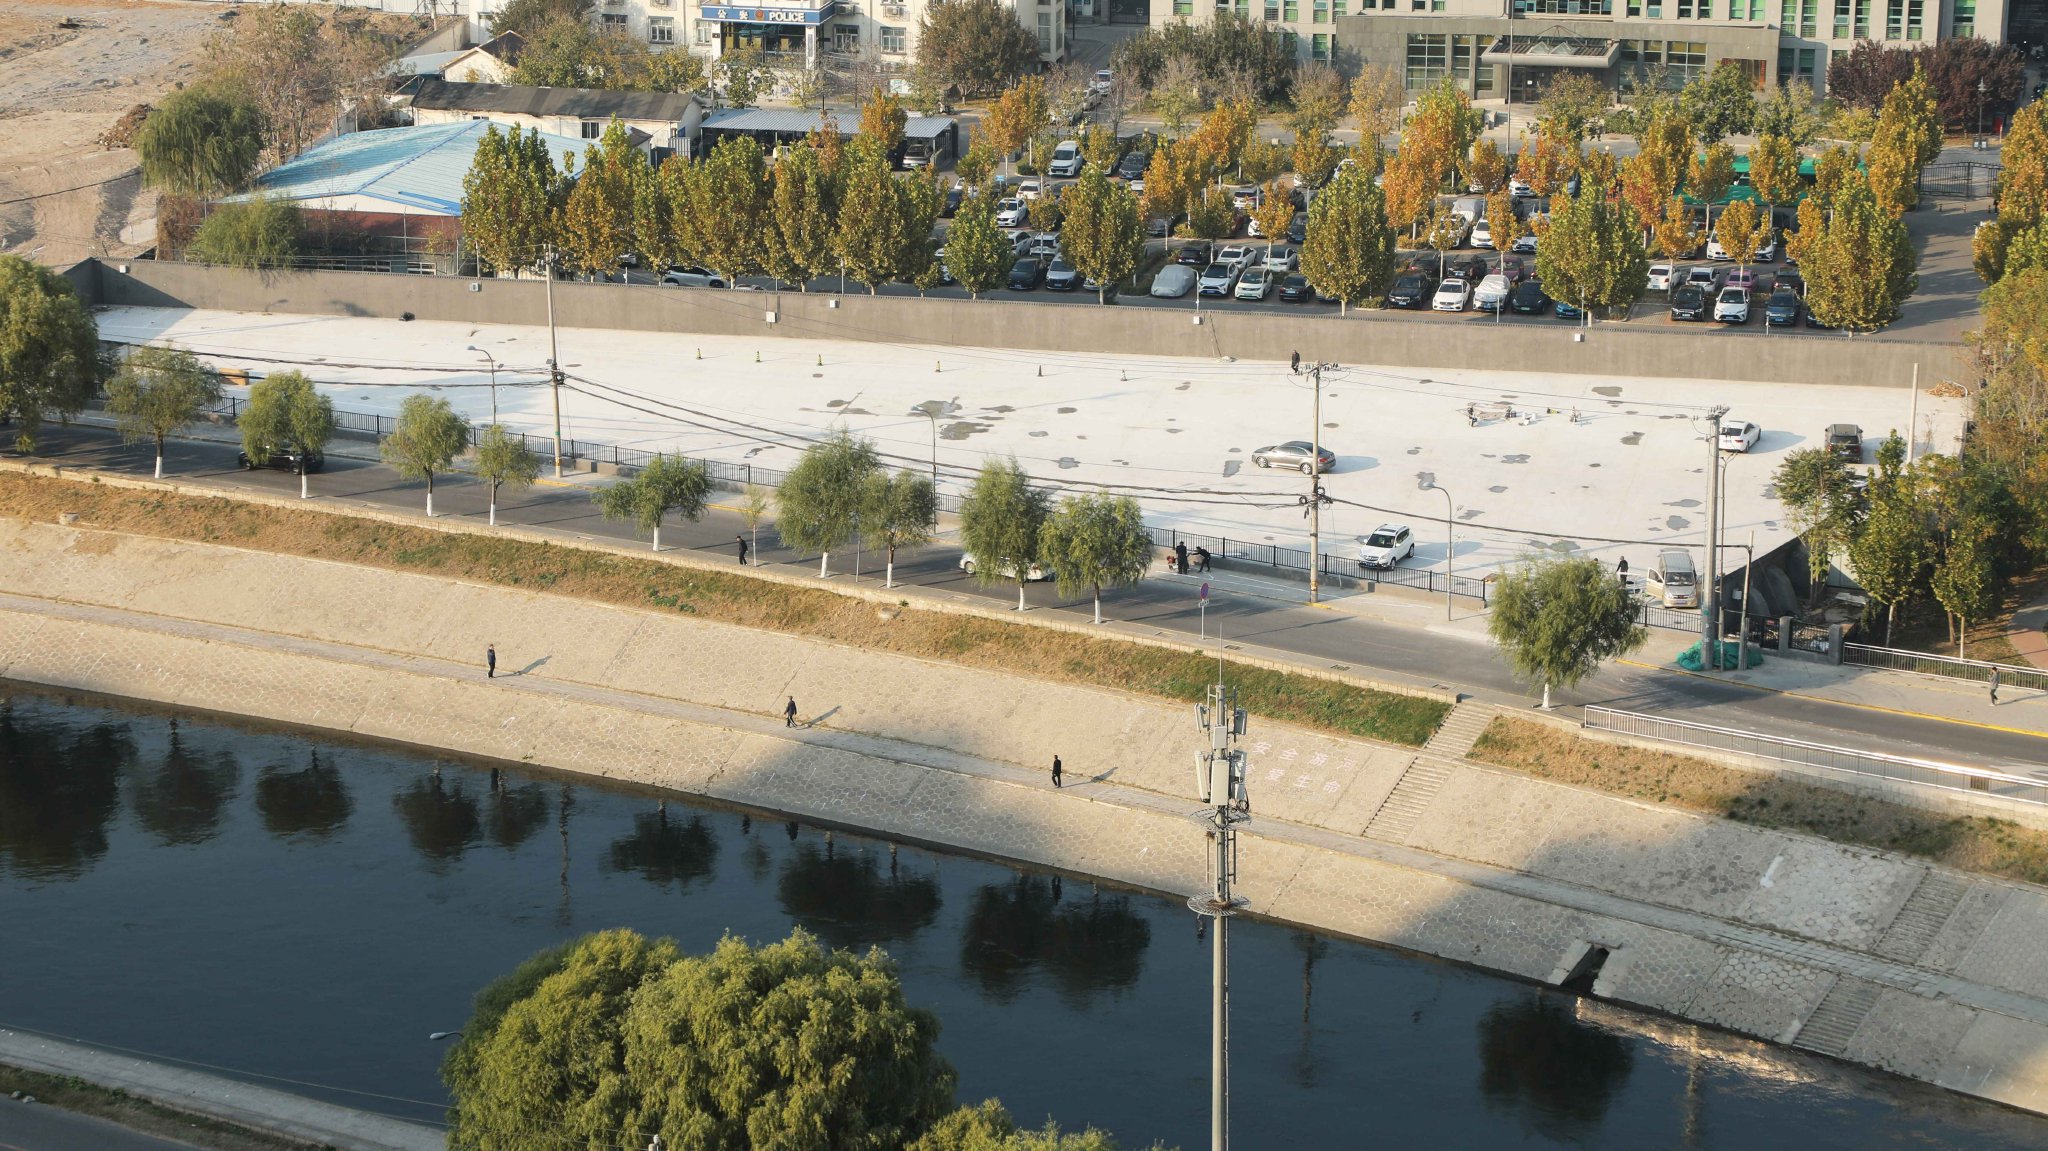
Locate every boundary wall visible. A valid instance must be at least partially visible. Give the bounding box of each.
[78,260,1963,390]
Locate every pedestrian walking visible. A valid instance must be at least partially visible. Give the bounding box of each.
[1051,754,1063,788]
[1616,557,1629,584]
[736,534,749,565]
[784,696,798,727]
[486,643,496,678]
[1195,546,1211,573]
[1990,668,2001,704]
[1175,541,1189,575]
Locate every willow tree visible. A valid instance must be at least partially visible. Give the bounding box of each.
[107,345,223,480]
[136,81,266,199]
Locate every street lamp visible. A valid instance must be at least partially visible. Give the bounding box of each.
[1978,78,1987,146]
[1422,479,1454,621]
[909,403,940,486]
[466,345,499,426]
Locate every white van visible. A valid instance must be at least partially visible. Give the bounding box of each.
[1647,549,1699,609]
[1048,140,1083,178]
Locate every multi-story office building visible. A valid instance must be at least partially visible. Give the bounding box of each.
[1154,0,2010,98]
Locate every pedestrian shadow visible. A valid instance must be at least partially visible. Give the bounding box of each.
[513,656,550,677]
[806,705,842,727]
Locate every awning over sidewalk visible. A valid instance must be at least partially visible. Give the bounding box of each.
[1482,35,1621,68]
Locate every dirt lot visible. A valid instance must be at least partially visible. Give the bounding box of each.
[0,0,224,264]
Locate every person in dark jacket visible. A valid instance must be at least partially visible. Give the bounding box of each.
[737,534,749,565]
[1175,541,1189,574]
[784,696,799,727]
[486,644,496,678]
[1052,755,1064,788]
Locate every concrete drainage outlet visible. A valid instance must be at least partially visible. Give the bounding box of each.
[1550,940,1617,995]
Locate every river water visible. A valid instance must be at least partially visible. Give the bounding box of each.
[2,683,2043,1149]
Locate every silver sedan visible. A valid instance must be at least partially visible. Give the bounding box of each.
[1249,440,1336,474]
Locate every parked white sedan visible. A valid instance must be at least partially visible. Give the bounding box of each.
[960,553,1051,581]
[1432,278,1472,312]
[1647,264,1677,291]
[995,198,1028,227]
[1718,420,1763,452]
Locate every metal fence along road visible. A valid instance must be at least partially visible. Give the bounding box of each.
[1583,705,2048,807]
[1844,642,2048,693]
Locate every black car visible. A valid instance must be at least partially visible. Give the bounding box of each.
[1286,214,1307,244]
[1277,273,1314,302]
[1773,269,1804,296]
[1454,255,1490,283]
[1764,284,1801,326]
[238,444,325,474]
[1115,151,1149,181]
[942,187,964,217]
[1006,258,1044,290]
[1509,280,1551,314]
[1044,259,1082,291]
[1553,299,1584,321]
[1669,284,1709,321]
[1175,241,1212,267]
[1387,271,1433,308]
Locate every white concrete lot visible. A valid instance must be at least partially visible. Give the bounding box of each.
[100,306,1964,576]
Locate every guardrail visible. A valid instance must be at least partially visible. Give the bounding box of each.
[1582,705,2048,806]
[1843,643,2048,692]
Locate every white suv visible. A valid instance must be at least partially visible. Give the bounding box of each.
[1048,140,1083,178]
[1357,524,1415,570]
[1714,286,1750,323]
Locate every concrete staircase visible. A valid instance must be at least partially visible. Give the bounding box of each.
[1794,976,1883,1058]
[1873,871,1970,965]
[1422,700,1498,760]
[1364,758,1453,842]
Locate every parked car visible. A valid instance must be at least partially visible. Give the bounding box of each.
[1277,273,1314,302]
[1472,273,1511,312]
[1387,271,1433,308]
[995,198,1028,227]
[1804,306,1835,330]
[1714,286,1750,323]
[1215,244,1254,269]
[1510,231,1538,255]
[1509,280,1551,314]
[1508,177,1535,198]
[1264,245,1297,272]
[1025,234,1062,261]
[1773,269,1804,296]
[1496,255,1526,283]
[1646,549,1699,608]
[1669,284,1709,321]
[1647,264,1677,291]
[1091,68,1113,94]
[1235,267,1275,300]
[661,264,727,287]
[1705,237,1732,261]
[1006,258,1045,290]
[1286,215,1308,244]
[1432,278,1472,311]
[1686,266,1719,290]
[1115,150,1149,181]
[1718,420,1762,452]
[1016,179,1043,201]
[1826,423,1864,462]
[1146,213,1184,238]
[1753,233,1779,262]
[1197,262,1240,296]
[1357,524,1415,570]
[1251,440,1336,473]
[1230,186,1262,211]
[1471,219,1495,249]
[1150,264,1198,298]
[1175,241,1212,267]
[1047,140,1083,178]
[960,554,1051,581]
[1764,284,1801,326]
[1554,298,1585,321]
[1044,259,1082,291]
[1454,255,1491,283]
[238,444,325,474]
[1724,268,1758,292]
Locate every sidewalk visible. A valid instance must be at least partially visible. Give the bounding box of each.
[0,1027,443,1151]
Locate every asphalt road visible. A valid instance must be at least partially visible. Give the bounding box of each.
[19,423,2048,773]
[0,1095,198,1151]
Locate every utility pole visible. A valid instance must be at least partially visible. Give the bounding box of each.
[1189,680,1250,1151]
[1702,405,1728,669]
[1295,354,1334,602]
[544,247,565,479]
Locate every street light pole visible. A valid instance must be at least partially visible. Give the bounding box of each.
[914,406,939,486]
[467,345,499,425]
[1296,356,1333,603]
[1425,480,1454,621]
[1978,78,1987,144]
[544,248,565,479]
[1702,406,1728,670]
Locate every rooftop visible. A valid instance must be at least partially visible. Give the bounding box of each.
[700,107,957,140]
[228,120,586,216]
[410,78,697,122]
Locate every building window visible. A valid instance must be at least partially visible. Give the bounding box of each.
[1265,0,1279,18]
[581,120,603,139]
[1645,0,1660,15]
[1854,0,1869,37]
[1176,0,1194,11]
[1452,34,1473,91]
[1405,32,1446,89]
[1663,41,1706,83]
[1313,0,1329,21]
[1284,0,1298,20]
[1037,12,1052,53]
[600,12,627,26]
[1832,0,1849,35]
[834,23,859,49]
[1628,0,1640,13]
[1885,0,1902,37]
[1311,32,1334,60]
[1476,37,1496,91]
[1801,0,1817,35]
[1952,0,1973,35]
[648,15,675,43]
[1905,0,1922,38]
[1519,0,1612,11]
[881,25,905,52]
[1284,29,1299,55]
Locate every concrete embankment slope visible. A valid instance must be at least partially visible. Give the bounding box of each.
[7,517,2048,1115]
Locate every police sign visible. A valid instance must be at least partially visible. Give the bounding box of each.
[699,3,835,23]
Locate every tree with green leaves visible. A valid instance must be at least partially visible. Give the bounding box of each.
[1037,493,1150,624]
[593,452,712,551]
[511,17,640,88]
[1772,447,1859,604]
[1060,170,1144,304]
[136,80,265,200]
[238,368,334,499]
[1687,142,1736,231]
[1539,71,1610,143]
[1466,139,1508,195]
[1484,188,1527,277]
[642,47,707,94]
[463,124,563,278]
[687,135,771,283]
[106,345,223,480]
[1751,81,1826,149]
[1678,61,1756,145]
[915,0,1041,97]
[834,144,914,292]
[1848,437,1929,646]
[1804,179,1917,332]
[1713,197,1765,271]
[490,0,592,36]
[1747,134,1804,221]
[945,196,1011,298]
[1533,191,1648,319]
[1238,137,1287,187]
[739,483,771,565]
[558,119,646,281]
[0,255,100,453]
[381,394,471,518]
[898,173,946,292]
[862,469,938,588]
[1487,555,1647,710]
[860,88,910,158]
[1181,187,1238,244]
[188,196,305,269]
[960,457,1052,612]
[778,430,883,577]
[764,143,836,290]
[717,44,774,109]
[910,1100,1129,1151]
[473,425,540,527]
[1298,164,1394,313]
[1930,521,1996,658]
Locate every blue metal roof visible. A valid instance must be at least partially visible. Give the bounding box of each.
[700,108,957,140]
[231,121,586,216]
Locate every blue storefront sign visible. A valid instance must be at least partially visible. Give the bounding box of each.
[699,2,837,23]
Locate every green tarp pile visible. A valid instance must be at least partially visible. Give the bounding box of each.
[1676,640,1763,671]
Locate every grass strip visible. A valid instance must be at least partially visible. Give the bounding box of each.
[0,472,1447,746]
[0,1063,337,1151]
[1472,716,2048,886]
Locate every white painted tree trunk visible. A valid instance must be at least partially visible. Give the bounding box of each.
[819,552,830,577]
[1540,682,1552,710]
[426,476,435,518]
[1017,583,1026,611]
[489,484,497,527]
[885,561,895,589]
[154,451,164,480]
[1093,590,1102,625]
[300,471,309,500]
[653,523,661,552]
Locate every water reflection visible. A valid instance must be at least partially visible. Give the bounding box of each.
[255,749,353,841]
[487,780,550,850]
[605,803,717,890]
[130,719,239,846]
[1478,993,1635,1140]
[391,769,481,866]
[960,876,1152,1008]
[776,837,941,951]
[0,700,130,879]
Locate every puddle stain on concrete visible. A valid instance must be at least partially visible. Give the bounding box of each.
[1621,432,1644,446]
[1489,485,1508,493]
[1667,515,1691,530]
[940,421,993,440]
[1057,407,1077,414]
[1500,454,1530,464]
[1028,430,1049,437]
[1593,386,1623,397]
[1057,457,1080,469]
[1222,460,1242,478]
[1667,498,1701,508]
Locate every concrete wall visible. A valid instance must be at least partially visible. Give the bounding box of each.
[88,260,1966,390]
